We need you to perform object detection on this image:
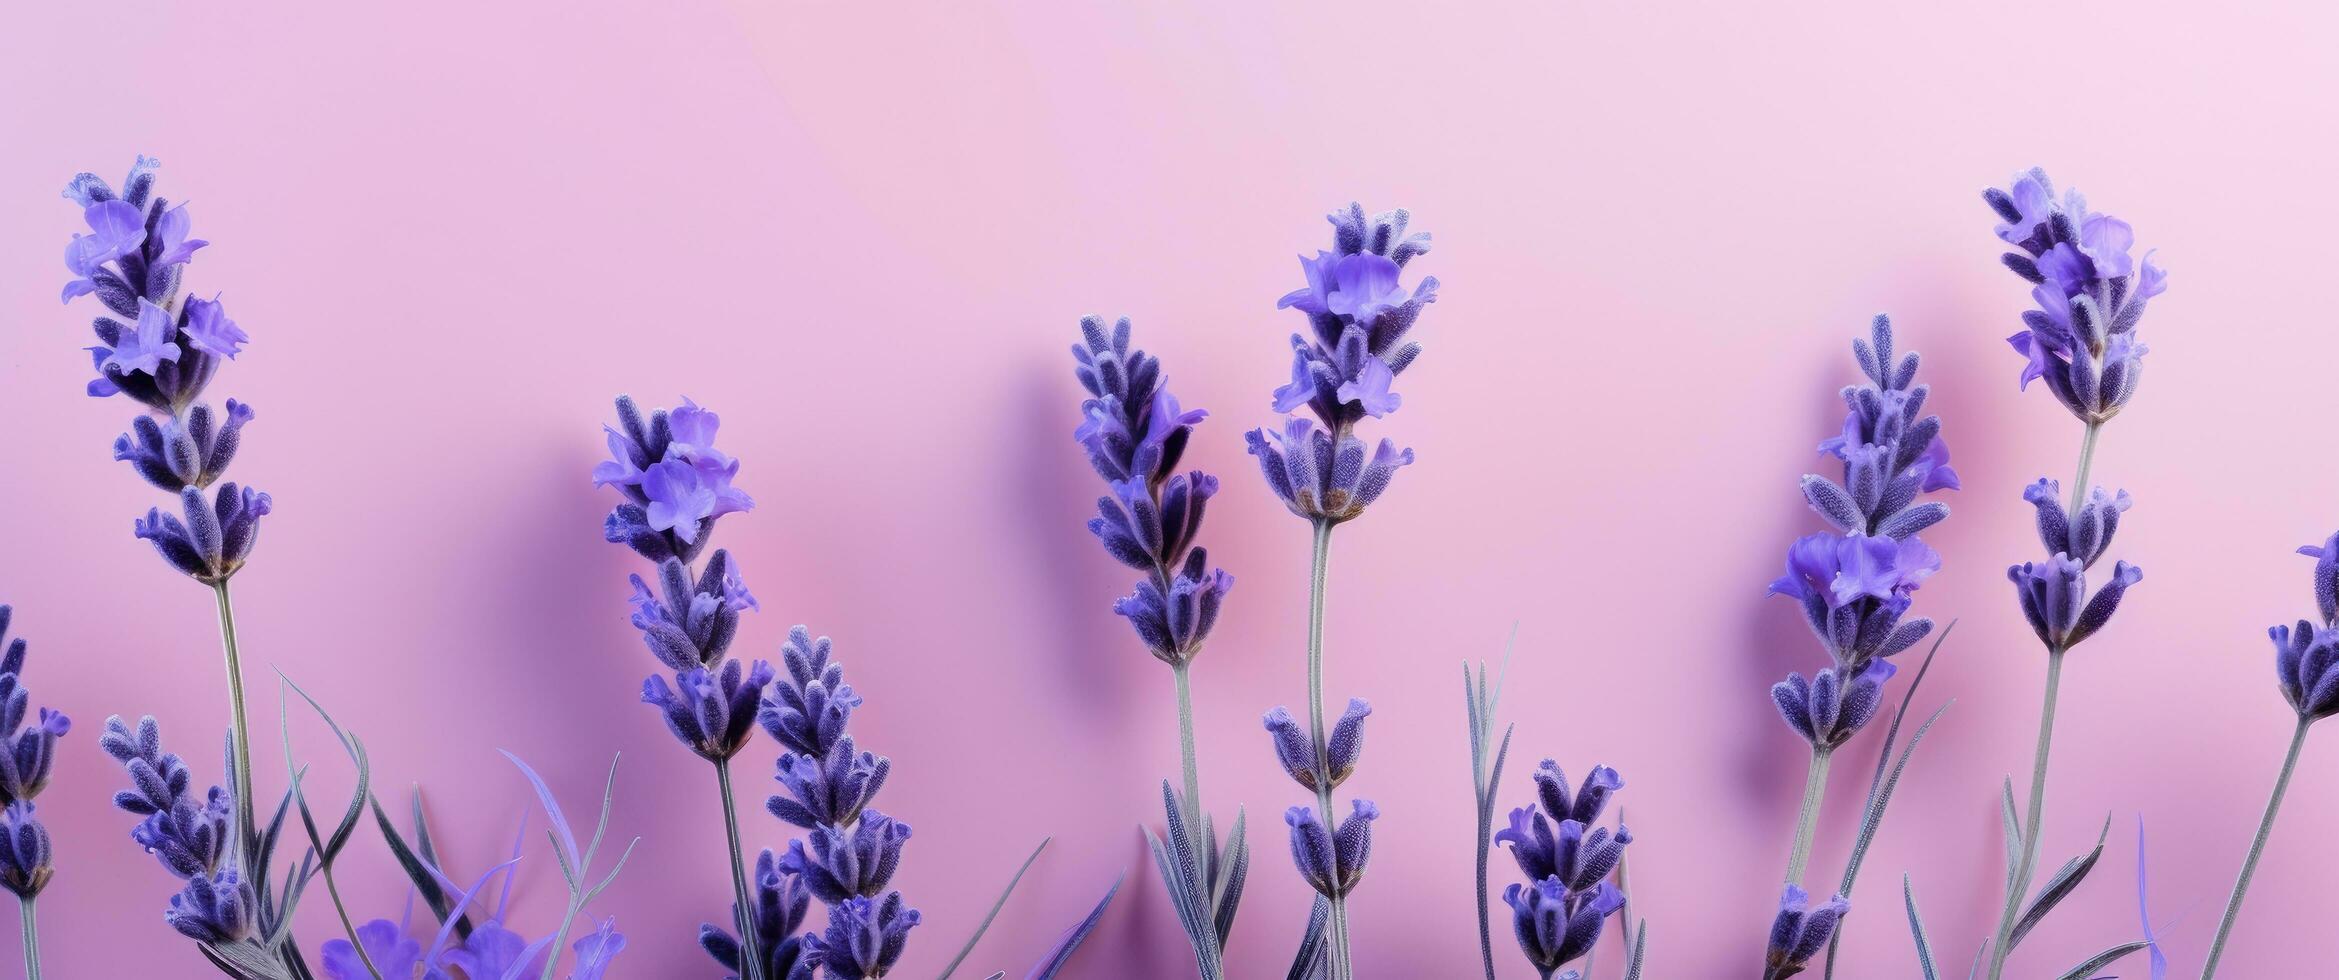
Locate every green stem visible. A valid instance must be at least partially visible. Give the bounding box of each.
[322,864,384,979]
[210,581,260,870]
[1988,647,2065,980]
[1171,662,1204,844]
[2201,719,2313,979]
[1783,747,1834,885]
[2067,422,2102,524]
[715,758,766,980]
[17,895,37,980]
[1304,520,1349,980]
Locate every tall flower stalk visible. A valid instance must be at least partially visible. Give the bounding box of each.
[1248,202,1431,979]
[2199,534,2339,976]
[1977,167,2159,979]
[1068,316,1242,978]
[592,395,768,977]
[0,608,69,980]
[1760,315,1956,973]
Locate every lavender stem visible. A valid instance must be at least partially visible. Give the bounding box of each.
[1988,646,2065,980]
[2201,718,2312,979]
[2066,423,2102,526]
[713,757,766,980]
[1306,519,1352,980]
[209,581,259,870]
[17,895,37,980]
[1783,747,1835,885]
[1171,662,1205,845]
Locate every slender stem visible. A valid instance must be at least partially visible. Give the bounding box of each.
[1303,520,1350,980]
[1171,662,1205,843]
[2067,422,2102,525]
[1474,786,1496,980]
[1987,648,2065,980]
[209,581,260,869]
[2201,719,2313,979]
[1783,747,1834,886]
[714,758,766,980]
[16,895,37,980]
[321,865,384,979]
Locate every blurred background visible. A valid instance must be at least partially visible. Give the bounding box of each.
[2,1,2333,975]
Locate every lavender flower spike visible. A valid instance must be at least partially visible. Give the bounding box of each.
[2203,531,2339,977]
[1764,885,1848,979]
[1984,168,2166,423]
[1284,800,1380,899]
[1495,761,1631,979]
[699,850,819,980]
[61,158,230,412]
[0,603,68,979]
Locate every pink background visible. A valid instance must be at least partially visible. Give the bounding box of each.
[1,2,2333,976]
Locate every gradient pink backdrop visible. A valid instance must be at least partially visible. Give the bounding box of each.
[1,2,2333,976]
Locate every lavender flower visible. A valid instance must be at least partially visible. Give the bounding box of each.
[1505,878,1624,980]
[0,608,67,902]
[709,626,918,980]
[1264,698,1371,791]
[812,894,920,980]
[1985,168,2165,423]
[1801,315,1958,541]
[319,917,421,980]
[643,658,776,763]
[1765,885,1848,979]
[2275,533,2339,722]
[1495,762,1630,978]
[100,714,288,955]
[1248,203,1433,525]
[62,159,273,585]
[1072,316,1234,666]
[1284,800,1379,900]
[597,396,755,564]
[1769,317,1949,756]
[700,850,819,980]
[167,870,257,944]
[1978,168,2159,980]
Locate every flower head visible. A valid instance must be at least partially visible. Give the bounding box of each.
[2009,556,2142,652]
[1985,168,2164,423]
[643,658,775,763]
[786,809,912,903]
[1269,205,1438,431]
[1767,532,1936,670]
[1246,417,1414,525]
[1772,659,1898,750]
[132,483,272,584]
[597,395,754,563]
[1764,885,1849,979]
[701,849,819,980]
[113,400,253,493]
[814,893,921,980]
[1800,316,1956,540]
[64,158,235,411]
[2273,534,2339,723]
[166,870,256,944]
[1505,877,1624,980]
[2024,479,2131,570]
[321,919,423,980]
[1284,799,1380,899]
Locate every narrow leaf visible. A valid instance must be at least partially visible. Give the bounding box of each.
[1620,922,1649,980]
[936,837,1050,980]
[1212,810,1248,947]
[371,796,470,937]
[1024,873,1123,980]
[1286,895,1330,980]
[2007,814,2112,950]
[498,750,579,869]
[1905,874,1938,980]
[1841,701,1952,893]
[2050,941,2151,980]
[2001,779,2022,887]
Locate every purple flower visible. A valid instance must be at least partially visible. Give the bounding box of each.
[1799,316,1956,540]
[785,809,911,902]
[1505,877,1624,980]
[132,483,272,584]
[1246,417,1414,525]
[813,893,920,980]
[701,849,819,980]
[321,919,424,980]
[569,919,629,980]
[1767,532,1936,670]
[597,395,755,563]
[166,870,256,944]
[443,920,548,980]
[100,299,184,378]
[1284,799,1380,899]
[1496,762,1632,893]
[2272,535,2339,723]
[1764,885,1849,979]
[1259,203,1438,472]
[2023,478,2131,570]
[625,551,754,671]
[2302,532,2339,626]
[1772,659,1898,750]
[643,658,775,763]
[1262,698,1370,792]
[180,294,246,359]
[759,627,862,758]
[113,399,253,493]
[1070,318,1234,667]
[2009,556,2142,652]
[62,199,147,302]
[1985,168,2164,423]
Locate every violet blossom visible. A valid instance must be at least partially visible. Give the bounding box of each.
[1494,762,1631,979]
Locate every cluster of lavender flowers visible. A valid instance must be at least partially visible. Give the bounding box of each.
[0,608,69,944]
[1494,762,1631,979]
[99,717,255,950]
[1971,169,2155,980]
[63,158,271,585]
[722,626,918,980]
[1069,316,1246,977]
[1249,203,1435,980]
[1760,315,1956,977]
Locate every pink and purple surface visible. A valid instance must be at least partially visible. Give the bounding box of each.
[3,1,2335,975]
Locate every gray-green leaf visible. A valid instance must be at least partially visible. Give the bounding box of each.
[2007,814,2111,950]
